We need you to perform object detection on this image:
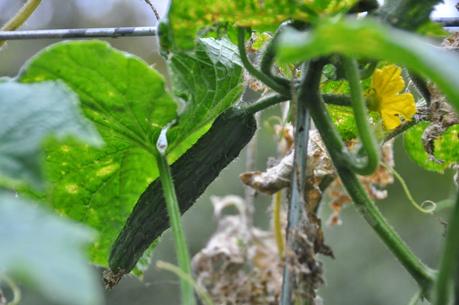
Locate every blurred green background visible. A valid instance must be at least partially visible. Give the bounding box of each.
[0,1,458,304]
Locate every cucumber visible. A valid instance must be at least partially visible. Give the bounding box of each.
[109,108,257,274]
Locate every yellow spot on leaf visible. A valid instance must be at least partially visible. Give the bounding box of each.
[60,145,71,153]
[65,184,79,194]
[96,164,118,177]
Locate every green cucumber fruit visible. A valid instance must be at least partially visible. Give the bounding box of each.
[109,108,257,274]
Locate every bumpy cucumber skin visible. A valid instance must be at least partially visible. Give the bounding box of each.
[109,108,257,274]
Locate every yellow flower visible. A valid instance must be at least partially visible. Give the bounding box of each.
[367,65,416,130]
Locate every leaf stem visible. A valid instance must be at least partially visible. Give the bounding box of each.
[342,56,380,175]
[243,93,289,115]
[280,63,311,305]
[433,191,459,305]
[237,27,289,95]
[306,59,436,297]
[260,25,291,88]
[156,128,195,305]
[1,0,41,47]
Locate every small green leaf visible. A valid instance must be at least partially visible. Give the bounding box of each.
[0,191,102,305]
[0,81,101,189]
[327,104,357,142]
[167,38,243,152]
[165,0,356,50]
[404,122,459,173]
[277,17,459,113]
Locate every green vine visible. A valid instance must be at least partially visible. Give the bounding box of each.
[304,59,436,297]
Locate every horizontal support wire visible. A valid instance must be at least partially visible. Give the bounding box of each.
[0,26,158,40]
[0,17,457,41]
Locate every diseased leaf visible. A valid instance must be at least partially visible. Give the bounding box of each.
[17,39,244,269]
[0,191,102,305]
[165,0,356,50]
[0,81,101,189]
[404,122,459,173]
[18,41,177,266]
[277,18,459,112]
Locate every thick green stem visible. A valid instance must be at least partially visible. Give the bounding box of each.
[1,0,41,47]
[280,64,311,305]
[342,56,380,175]
[237,27,289,95]
[433,191,459,305]
[156,129,195,305]
[306,59,435,297]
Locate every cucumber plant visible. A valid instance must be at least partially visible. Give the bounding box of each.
[0,0,459,305]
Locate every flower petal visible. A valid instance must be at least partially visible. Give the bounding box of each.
[382,93,416,119]
[381,110,402,130]
[372,65,405,98]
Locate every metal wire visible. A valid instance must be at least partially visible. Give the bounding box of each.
[0,26,158,40]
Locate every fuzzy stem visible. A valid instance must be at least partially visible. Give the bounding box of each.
[237,28,289,95]
[433,191,459,305]
[156,128,195,305]
[342,56,380,175]
[280,63,311,305]
[306,59,436,297]
[1,0,41,47]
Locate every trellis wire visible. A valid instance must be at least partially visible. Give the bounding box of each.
[0,18,457,41]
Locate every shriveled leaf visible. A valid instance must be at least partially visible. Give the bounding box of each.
[165,0,356,50]
[0,81,101,189]
[404,122,459,173]
[0,191,102,305]
[277,18,459,112]
[18,41,177,266]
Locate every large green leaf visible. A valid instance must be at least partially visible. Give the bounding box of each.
[0,81,101,189]
[404,122,459,173]
[18,41,177,266]
[165,0,356,50]
[18,39,243,268]
[0,191,102,305]
[277,18,459,113]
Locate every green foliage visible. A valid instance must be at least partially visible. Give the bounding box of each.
[327,105,357,141]
[0,191,102,305]
[17,39,243,268]
[164,0,356,50]
[0,81,101,189]
[377,0,440,30]
[277,18,459,113]
[167,38,243,153]
[404,122,459,173]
